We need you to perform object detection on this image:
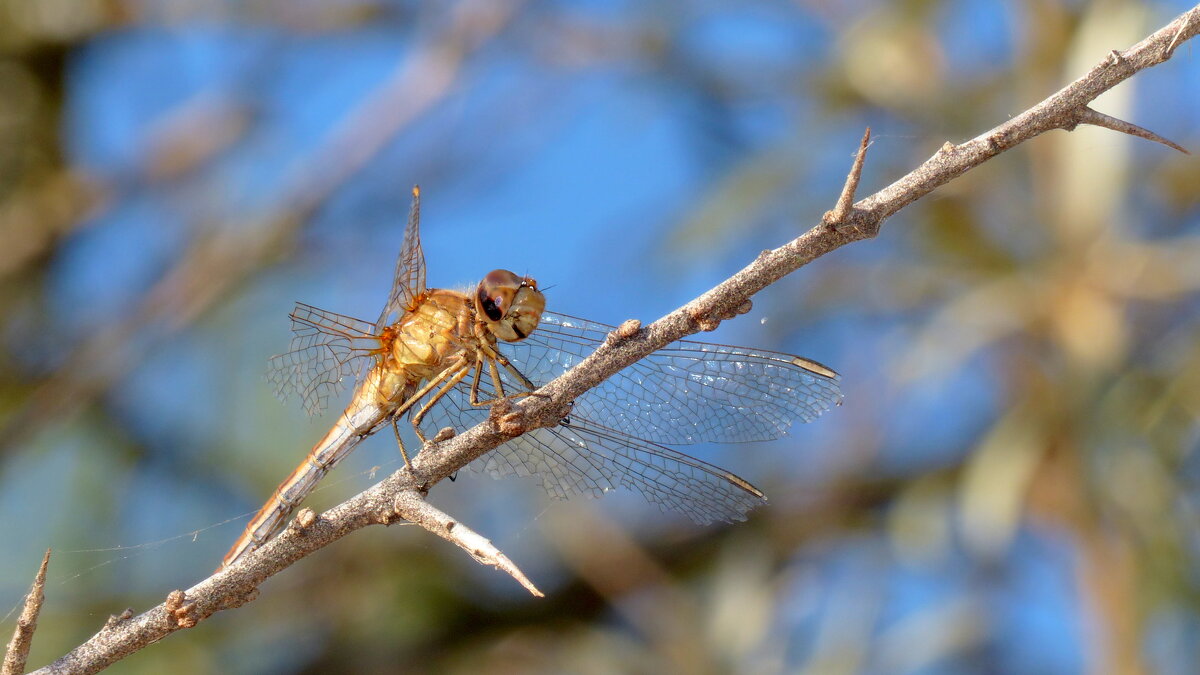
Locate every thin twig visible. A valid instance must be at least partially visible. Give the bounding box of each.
[393,491,544,597]
[3,549,50,675]
[29,5,1200,673]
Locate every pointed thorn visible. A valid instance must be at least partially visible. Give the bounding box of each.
[823,127,872,227]
[3,549,51,675]
[1074,107,1188,154]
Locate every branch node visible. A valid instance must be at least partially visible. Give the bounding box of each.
[608,319,642,343]
[161,590,199,629]
[822,127,871,228]
[103,609,134,632]
[175,604,199,629]
[712,300,754,322]
[488,398,525,436]
[218,588,260,611]
[420,427,457,460]
[688,309,721,332]
[499,412,524,435]
[292,507,318,532]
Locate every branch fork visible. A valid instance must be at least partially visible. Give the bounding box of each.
[392,490,543,597]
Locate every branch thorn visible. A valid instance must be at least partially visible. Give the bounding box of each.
[823,127,872,228]
[1072,106,1188,154]
[2,548,50,675]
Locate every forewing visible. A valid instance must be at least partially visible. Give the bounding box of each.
[498,312,842,445]
[375,186,428,332]
[267,303,382,417]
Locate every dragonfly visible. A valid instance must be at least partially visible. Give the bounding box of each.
[220,186,842,568]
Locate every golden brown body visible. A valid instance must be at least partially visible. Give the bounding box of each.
[221,288,497,568]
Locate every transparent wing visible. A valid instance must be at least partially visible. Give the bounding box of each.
[417,368,767,523]
[267,303,382,417]
[415,314,840,523]
[500,312,842,444]
[478,420,768,523]
[375,186,427,332]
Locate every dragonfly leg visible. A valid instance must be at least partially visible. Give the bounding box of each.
[410,362,473,443]
[391,419,411,469]
[385,357,470,466]
[468,356,485,406]
[494,351,541,392]
[467,356,505,406]
[469,352,538,406]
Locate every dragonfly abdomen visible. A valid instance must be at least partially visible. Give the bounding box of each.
[220,395,388,568]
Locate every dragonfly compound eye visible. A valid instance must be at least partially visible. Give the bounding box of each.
[474,270,545,342]
[478,287,504,321]
[477,269,522,322]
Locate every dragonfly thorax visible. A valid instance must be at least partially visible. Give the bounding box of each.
[386,290,478,382]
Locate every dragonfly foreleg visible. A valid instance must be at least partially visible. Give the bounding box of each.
[494,352,537,391]
[468,352,537,406]
[468,355,485,406]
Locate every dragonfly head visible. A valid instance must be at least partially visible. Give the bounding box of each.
[476,269,545,342]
